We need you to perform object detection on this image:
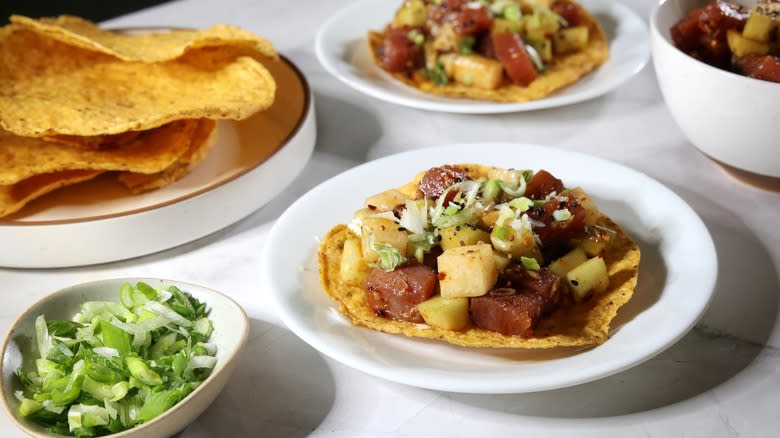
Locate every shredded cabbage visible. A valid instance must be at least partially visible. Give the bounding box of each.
[373,243,407,272]
[399,199,429,235]
[431,180,482,228]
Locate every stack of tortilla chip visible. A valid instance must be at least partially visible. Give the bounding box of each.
[0,15,279,218]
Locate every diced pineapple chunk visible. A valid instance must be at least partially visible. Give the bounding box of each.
[485,167,522,187]
[727,29,770,57]
[493,18,523,34]
[493,251,512,272]
[579,226,616,257]
[340,237,370,285]
[437,243,498,298]
[480,210,501,230]
[393,0,426,28]
[528,38,553,62]
[417,295,470,330]
[566,257,609,302]
[548,247,588,279]
[451,55,504,90]
[432,23,461,52]
[554,25,589,54]
[743,9,775,43]
[364,189,410,212]
[361,217,409,263]
[440,224,491,250]
[568,187,600,226]
[523,9,561,42]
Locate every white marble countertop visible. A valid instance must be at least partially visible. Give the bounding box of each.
[2,0,780,436]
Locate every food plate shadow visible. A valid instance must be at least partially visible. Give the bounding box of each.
[448,188,777,417]
[670,185,779,348]
[592,11,618,42]
[446,320,765,418]
[176,319,336,437]
[313,91,381,162]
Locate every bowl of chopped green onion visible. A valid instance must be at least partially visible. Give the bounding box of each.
[1,278,248,438]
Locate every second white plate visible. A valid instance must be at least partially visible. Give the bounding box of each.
[315,0,650,113]
[263,143,717,394]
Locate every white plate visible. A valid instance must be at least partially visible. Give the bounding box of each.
[0,56,316,268]
[263,143,717,394]
[315,0,650,113]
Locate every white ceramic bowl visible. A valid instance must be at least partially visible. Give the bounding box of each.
[1,278,249,438]
[651,0,780,178]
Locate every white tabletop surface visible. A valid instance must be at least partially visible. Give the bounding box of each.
[3,0,780,437]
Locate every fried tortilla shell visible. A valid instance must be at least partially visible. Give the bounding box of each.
[318,165,640,348]
[42,131,144,150]
[10,15,277,63]
[368,2,609,103]
[0,120,198,185]
[0,170,102,218]
[118,119,218,194]
[0,26,276,137]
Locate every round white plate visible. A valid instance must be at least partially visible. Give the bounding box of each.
[315,0,649,113]
[0,56,316,268]
[263,143,717,394]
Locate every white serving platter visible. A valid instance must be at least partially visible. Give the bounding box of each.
[0,56,315,268]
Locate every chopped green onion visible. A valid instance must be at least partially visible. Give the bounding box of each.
[497,172,527,197]
[432,180,481,228]
[443,204,461,216]
[494,203,515,228]
[126,357,162,386]
[459,35,476,54]
[494,226,507,240]
[423,61,449,85]
[408,231,438,264]
[521,256,541,271]
[524,44,546,72]
[19,398,42,417]
[15,283,216,437]
[508,196,534,212]
[407,29,425,46]
[99,320,131,357]
[35,315,52,360]
[552,208,572,221]
[481,179,502,202]
[504,4,521,21]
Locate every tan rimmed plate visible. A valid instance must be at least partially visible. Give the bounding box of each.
[0,55,316,268]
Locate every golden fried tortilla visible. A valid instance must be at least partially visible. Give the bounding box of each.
[118,119,218,194]
[0,170,102,218]
[42,131,144,150]
[10,15,277,63]
[0,26,276,137]
[368,2,609,103]
[0,120,198,185]
[318,165,640,348]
